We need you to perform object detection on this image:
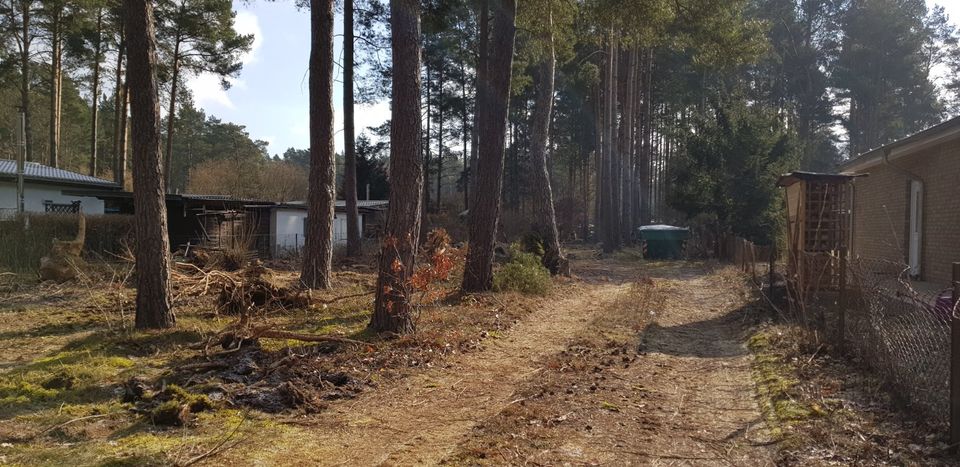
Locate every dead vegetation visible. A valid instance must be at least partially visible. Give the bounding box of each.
[749,323,953,465]
[0,237,553,465]
[2,246,954,465]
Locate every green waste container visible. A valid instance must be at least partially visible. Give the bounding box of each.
[639,225,689,260]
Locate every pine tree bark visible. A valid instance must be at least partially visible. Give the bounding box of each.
[300,0,337,289]
[117,81,129,188]
[89,8,104,176]
[423,64,432,217]
[113,21,127,186]
[48,5,62,167]
[638,49,653,225]
[460,59,469,211]
[18,0,33,162]
[528,22,565,275]
[619,49,636,243]
[370,0,422,334]
[164,34,182,192]
[593,82,602,241]
[125,0,174,329]
[601,33,618,253]
[343,0,361,256]
[462,0,516,292]
[467,0,488,209]
[436,66,443,209]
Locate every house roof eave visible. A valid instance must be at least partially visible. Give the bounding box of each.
[838,116,960,174]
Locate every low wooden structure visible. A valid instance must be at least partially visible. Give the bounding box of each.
[778,171,861,310]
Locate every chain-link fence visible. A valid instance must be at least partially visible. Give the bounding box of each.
[726,237,958,428]
[844,257,953,425]
[780,249,955,427]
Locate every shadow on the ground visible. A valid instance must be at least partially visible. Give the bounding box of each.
[571,253,721,285]
[638,304,764,359]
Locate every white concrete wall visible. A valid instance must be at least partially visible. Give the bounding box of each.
[273,208,306,255]
[271,208,362,256]
[0,181,106,219]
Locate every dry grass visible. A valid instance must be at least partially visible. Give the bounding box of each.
[0,252,561,466]
[748,322,953,465]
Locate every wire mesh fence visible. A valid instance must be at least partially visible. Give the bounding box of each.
[845,256,952,425]
[726,236,957,427]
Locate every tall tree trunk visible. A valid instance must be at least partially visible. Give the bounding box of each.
[300,0,337,289]
[117,80,129,188]
[620,49,636,243]
[601,33,617,253]
[423,64,432,216]
[343,0,361,256]
[113,22,126,184]
[436,66,443,208]
[89,8,103,176]
[528,21,566,275]
[639,49,653,225]
[48,6,62,167]
[593,82,601,241]
[462,0,516,292]
[468,0,488,208]
[125,0,174,329]
[164,36,181,192]
[461,59,469,211]
[18,0,33,162]
[370,0,422,334]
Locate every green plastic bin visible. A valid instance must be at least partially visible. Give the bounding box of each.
[639,225,690,260]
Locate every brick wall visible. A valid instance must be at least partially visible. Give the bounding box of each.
[850,140,960,286]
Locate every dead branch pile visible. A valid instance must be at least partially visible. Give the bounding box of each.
[173,260,310,314]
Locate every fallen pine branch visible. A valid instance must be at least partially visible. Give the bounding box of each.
[31,412,123,439]
[247,327,372,348]
[178,361,232,372]
[175,410,248,467]
[314,290,374,305]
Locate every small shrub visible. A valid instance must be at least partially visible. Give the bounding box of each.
[493,243,551,295]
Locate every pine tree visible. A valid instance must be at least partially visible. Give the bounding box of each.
[300,0,337,289]
[125,0,174,329]
[370,0,423,334]
[462,0,516,292]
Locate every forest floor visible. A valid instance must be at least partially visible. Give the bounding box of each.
[0,247,952,466]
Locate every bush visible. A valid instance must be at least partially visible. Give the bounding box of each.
[493,243,551,295]
[0,213,134,272]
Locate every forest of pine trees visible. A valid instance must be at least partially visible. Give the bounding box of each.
[3,0,960,329]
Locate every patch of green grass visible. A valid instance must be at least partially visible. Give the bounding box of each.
[600,401,621,412]
[748,329,817,440]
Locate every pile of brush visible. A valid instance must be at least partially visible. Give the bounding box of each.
[173,259,309,314]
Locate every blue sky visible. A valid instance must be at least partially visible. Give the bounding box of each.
[187,1,960,158]
[185,0,390,157]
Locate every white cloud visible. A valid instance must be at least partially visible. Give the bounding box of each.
[185,10,261,111]
[189,73,236,109]
[233,10,262,65]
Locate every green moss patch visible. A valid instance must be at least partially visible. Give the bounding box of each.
[748,329,818,440]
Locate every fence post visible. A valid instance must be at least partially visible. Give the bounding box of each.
[951,262,960,451]
[837,248,847,353]
[768,247,776,298]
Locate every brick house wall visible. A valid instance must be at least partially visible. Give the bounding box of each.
[848,140,960,286]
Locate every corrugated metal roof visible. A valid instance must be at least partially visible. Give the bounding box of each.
[0,159,119,187]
